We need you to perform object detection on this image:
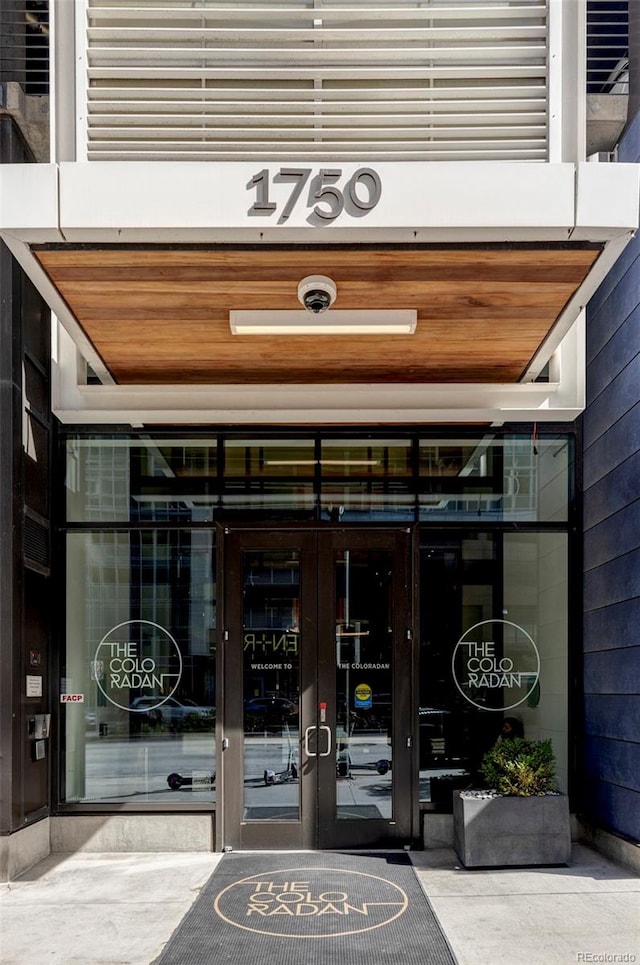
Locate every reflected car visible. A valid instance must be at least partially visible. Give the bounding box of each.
[130,696,215,725]
[244,696,298,730]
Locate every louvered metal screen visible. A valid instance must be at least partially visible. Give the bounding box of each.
[0,1,49,94]
[83,0,549,162]
[586,0,628,94]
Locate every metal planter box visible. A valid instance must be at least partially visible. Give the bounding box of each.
[453,791,571,868]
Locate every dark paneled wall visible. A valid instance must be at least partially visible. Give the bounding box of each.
[0,113,52,837]
[583,110,640,843]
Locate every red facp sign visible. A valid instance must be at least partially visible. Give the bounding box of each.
[60,694,84,703]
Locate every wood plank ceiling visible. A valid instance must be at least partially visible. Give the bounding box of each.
[35,245,600,385]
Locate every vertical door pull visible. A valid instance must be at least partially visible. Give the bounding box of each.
[304,724,317,757]
[318,724,332,756]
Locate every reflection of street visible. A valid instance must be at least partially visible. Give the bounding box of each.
[83,733,216,804]
[336,734,393,819]
[242,733,392,820]
[243,730,300,819]
[83,731,395,814]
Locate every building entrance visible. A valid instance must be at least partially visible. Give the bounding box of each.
[220,528,414,851]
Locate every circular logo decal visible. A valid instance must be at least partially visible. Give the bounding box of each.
[451,619,540,712]
[213,867,408,938]
[93,619,182,712]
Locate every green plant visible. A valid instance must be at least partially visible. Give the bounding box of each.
[480,737,559,796]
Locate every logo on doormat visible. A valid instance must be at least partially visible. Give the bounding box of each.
[213,868,408,937]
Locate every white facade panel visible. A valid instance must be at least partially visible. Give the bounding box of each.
[0,165,61,240]
[56,160,579,240]
[3,160,637,245]
[574,162,640,236]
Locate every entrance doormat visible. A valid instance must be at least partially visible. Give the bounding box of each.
[153,851,456,965]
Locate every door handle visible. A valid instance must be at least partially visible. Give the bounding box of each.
[318,725,332,757]
[304,724,332,757]
[304,725,317,757]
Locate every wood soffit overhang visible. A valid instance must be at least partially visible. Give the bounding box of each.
[34,244,601,386]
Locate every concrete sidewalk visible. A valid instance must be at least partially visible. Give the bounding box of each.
[0,844,638,965]
[412,844,640,965]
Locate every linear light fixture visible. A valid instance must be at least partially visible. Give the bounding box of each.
[229,310,417,335]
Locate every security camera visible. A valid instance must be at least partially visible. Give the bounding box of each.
[297,275,337,314]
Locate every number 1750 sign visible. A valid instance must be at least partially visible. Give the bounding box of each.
[247,167,381,224]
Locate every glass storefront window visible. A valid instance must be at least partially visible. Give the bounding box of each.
[334,549,394,820]
[65,437,218,523]
[320,439,413,477]
[241,549,301,820]
[419,441,487,478]
[224,439,315,477]
[320,482,414,522]
[418,532,568,809]
[58,429,574,836]
[65,431,570,524]
[222,481,315,519]
[63,530,216,804]
[418,434,571,522]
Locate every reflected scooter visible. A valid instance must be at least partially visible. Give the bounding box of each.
[166,771,215,791]
[263,720,298,785]
[336,733,391,778]
[337,757,392,778]
[354,758,392,775]
[263,758,298,785]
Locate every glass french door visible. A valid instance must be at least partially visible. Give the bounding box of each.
[220,529,414,851]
